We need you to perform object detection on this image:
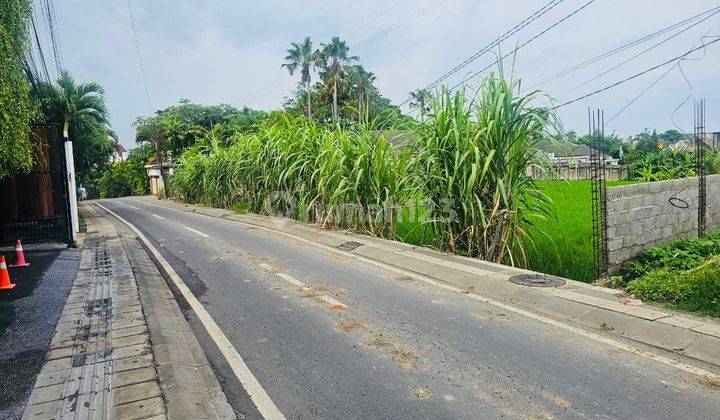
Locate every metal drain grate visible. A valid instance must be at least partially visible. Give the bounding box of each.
[509,274,566,287]
[337,241,363,251]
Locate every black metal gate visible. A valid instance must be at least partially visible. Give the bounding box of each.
[0,126,73,244]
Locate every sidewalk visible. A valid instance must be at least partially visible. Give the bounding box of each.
[135,195,720,373]
[22,205,234,419]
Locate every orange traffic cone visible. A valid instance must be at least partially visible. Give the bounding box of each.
[0,256,16,290]
[10,239,30,268]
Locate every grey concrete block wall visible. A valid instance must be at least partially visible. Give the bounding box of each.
[607,174,720,272]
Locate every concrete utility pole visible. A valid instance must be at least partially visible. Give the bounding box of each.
[63,122,79,242]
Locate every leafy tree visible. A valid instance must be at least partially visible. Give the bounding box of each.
[660,129,683,143]
[134,100,266,156]
[97,146,151,198]
[0,0,34,179]
[282,37,320,120]
[33,71,113,184]
[318,37,357,122]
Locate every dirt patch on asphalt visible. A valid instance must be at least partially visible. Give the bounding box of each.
[336,320,363,332]
[247,254,272,263]
[471,311,507,321]
[699,376,720,392]
[410,387,433,400]
[299,286,331,298]
[386,275,415,282]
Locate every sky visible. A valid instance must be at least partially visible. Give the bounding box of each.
[50,0,720,149]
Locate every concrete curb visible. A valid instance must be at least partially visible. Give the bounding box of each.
[134,196,720,372]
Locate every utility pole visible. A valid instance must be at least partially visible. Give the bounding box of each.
[63,121,78,246]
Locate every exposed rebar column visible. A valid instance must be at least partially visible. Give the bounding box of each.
[589,109,608,281]
[695,99,707,237]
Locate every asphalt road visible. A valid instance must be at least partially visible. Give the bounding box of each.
[99,198,720,419]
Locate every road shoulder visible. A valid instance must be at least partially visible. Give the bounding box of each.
[21,203,235,419]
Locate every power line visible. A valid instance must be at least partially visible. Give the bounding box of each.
[29,12,51,83]
[448,0,596,92]
[557,7,720,98]
[127,0,154,112]
[421,0,566,92]
[346,0,405,40]
[526,5,720,90]
[551,36,720,110]
[607,21,720,126]
[352,0,449,49]
[42,0,63,72]
[242,0,446,106]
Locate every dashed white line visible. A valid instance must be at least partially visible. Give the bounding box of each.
[183,226,209,238]
[128,205,140,210]
[96,203,286,420]
[259,263,348,309]
[151,214,164,220]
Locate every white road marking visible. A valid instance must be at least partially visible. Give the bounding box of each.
[259,262,347,309]
[275,272,305,288]
[128,205,140,210]
[96,203,286,420]
[184,226,209,238]
[131,198,720,382]
[151,214,164,220]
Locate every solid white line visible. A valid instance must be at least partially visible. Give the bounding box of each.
[184,226,209,238]
[132,198,720,382]
[95,203,286,420]
[151,214,164,220]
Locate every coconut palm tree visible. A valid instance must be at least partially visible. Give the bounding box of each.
[318,37,357,122]
[282,36,319,120]
[36,70,109,137]
[34,70,113,183]
[348,65,375,113]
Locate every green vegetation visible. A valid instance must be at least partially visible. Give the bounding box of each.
[282,36,406,125]
[172,70,560,266]
[97,144,152,198]
[33,70,114,186]
[617,232,720,317]
[524,180,635,282]
[0,0,34,179]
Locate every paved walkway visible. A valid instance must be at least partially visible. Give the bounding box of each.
[22,205,234,419]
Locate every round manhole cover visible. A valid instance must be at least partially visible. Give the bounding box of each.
[509,274,566,287]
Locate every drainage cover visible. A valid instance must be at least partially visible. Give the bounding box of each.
[509,274,565,287]
[337,241,363,251]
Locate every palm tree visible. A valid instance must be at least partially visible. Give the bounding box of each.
[34,70,112,183]
[409,89,430,122]
[282,37,319,120]
[348,65,375,113]
[318,37,357,122]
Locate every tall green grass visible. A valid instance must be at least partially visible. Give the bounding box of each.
[172,71,560,267]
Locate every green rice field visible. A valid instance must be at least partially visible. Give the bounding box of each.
[525,180,636,282]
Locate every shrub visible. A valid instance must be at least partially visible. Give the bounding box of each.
[98,158,148,198]
[620,231,720,282]
[628,262,720,317]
